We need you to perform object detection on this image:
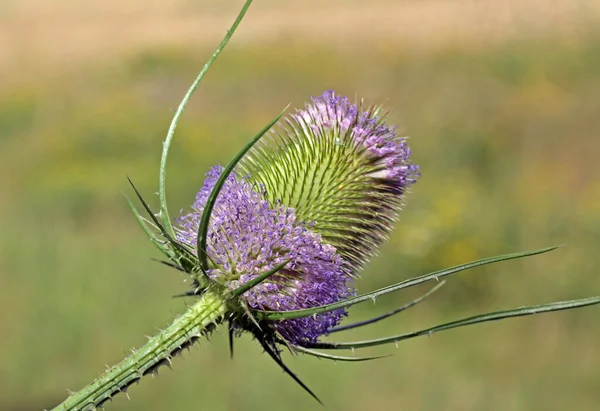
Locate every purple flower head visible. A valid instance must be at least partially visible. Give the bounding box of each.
[176,166,354,344]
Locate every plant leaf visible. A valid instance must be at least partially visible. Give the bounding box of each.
[128,177,197,271]
[241,301,263,332]
[152,258,186,273]
[230,260,290,297]
[254,246,558,321]
[291,344,391,362]
[228,320,235,359]
[124,195,174,259]
[306,296,600,350]
[158,0,255,237]
[329,281,446,333]
[258,337,322,405]
[196,107,289,271]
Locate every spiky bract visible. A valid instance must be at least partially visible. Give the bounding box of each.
[238,90,419,275]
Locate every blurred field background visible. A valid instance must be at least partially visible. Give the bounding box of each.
[1,0,600,410]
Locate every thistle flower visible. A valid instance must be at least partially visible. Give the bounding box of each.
[52,1,600,410]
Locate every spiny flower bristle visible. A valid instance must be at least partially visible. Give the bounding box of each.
[175,166,353,344]
[239,90,419,275]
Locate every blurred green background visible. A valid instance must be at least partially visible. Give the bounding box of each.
[1,1,600,410]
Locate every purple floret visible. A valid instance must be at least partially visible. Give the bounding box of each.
[175,166,354,345]
[296,90,420,187]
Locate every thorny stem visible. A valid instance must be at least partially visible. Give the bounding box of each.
[51,291,228,411]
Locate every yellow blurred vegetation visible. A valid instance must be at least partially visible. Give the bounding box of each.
[1,1,599,410]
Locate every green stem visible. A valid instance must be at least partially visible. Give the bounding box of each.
[51,291,229,411]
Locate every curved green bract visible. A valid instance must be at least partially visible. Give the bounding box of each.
[292,344,391,362]
[307,296,600,350]
[256,336,322,405]
[254,246,559,321]
[230,260,290,297]
[196,107,288,271]
[329,280,446,333]
[125,196,175,260]
[158,0,255,238]
[127,177,194,273]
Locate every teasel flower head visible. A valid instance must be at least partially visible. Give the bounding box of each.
[171,91,419,345]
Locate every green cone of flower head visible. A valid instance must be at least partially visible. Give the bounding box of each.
[238,90,420,275]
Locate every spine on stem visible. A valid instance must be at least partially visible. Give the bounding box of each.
[52,291,228,411]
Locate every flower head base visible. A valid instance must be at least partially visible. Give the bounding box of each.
[239,90,420,275]
[176,166,353,344]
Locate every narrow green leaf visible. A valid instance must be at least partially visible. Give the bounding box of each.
[292,344,391,362]
[230,260,290,297]
[306,296,600,350]
[258,337,322,405]
[128,177,196,266]
[172,289,205,298]
[197,107,289,271]
[158,0,255,237]
[242,301,263,332]
[329,281,446,333]
[254,246,558,321]
[128,177,163,227]
[228,320,235,359]
[124,195,173,258]
[152,258,186,273]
